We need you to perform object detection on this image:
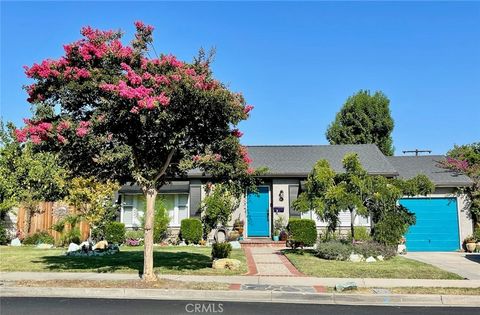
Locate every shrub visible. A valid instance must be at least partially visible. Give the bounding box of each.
[180,218,202,244]
[315,240,353,261]
[348,226,372,242]
[287,218,317,248]
[353,241,396,260]
[125,229,144,240]
[211,242,232,259]
[473,228,480,242]
[373,205,415,246]
[23,231,55,245]
[61,228,82,245]
[0,221,9,245]
[140,196,170,243]
[104,222,126,244]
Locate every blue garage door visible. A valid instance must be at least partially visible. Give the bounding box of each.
[399,198,459,251]
[247,187,270,237]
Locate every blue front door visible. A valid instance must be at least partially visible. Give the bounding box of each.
[400,198,459,251]
[247,187,270,237]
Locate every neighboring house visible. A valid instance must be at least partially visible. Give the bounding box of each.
[117,144,474,252]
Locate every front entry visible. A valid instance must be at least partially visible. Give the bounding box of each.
[247,186,270,237]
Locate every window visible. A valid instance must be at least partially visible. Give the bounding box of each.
[120,193,189,228]
[301,210,370,227]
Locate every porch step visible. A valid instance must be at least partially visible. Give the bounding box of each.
[240,238,287,247]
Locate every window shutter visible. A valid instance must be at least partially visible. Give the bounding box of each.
[289,184,301,218]
[189,184,201,218]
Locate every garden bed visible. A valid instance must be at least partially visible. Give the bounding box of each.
[283,250,463,279]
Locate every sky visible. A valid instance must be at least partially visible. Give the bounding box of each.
[1,1,479,155]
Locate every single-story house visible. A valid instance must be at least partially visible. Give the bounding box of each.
[117,144,474,252]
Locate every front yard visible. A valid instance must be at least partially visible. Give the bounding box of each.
[284,250,463,279]
[0,246,247,275]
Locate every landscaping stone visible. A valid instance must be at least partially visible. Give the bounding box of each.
[36,243,53,249]
[366,256,376,263]
[10,238,21,246]
[229,241,241,249]
[397,244,407,254]
[372,288,391,294]
[212,258,241,270]
[178,241,186,246]
[376,255,384,261]
[93,240,108,250]
[349,253,363,262]
[335,281,357,292]
[67,243,80,252]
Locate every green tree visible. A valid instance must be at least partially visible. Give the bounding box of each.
[326,90,395,156]
[442,143,480,225]
[201,184,239,239]
[18,22,260,281]
[0,122,67,234]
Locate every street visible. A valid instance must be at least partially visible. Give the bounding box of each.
[1,297,478,315]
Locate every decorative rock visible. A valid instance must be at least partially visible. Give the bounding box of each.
[10,238,21,246]
[178,241,186,246]
[67,243,80,252]
[36,243,53,249]
[229,241,241,249]
[366,256,376,263]
[397,244,407,255]
[376,255,384,261]
[93,240,108,250]
[212,258,241,270]
[349,253,363,262]
[335,282,357,292]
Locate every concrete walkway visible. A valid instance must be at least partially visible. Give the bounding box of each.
[245,247,302,276]
[2,272,480,288]
[406,252,480,280]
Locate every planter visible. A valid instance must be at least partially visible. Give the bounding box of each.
[466,242,477,253]
[273,235,280,242]
[476,242,480,252]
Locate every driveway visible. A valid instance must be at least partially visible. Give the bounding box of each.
[406,252,480,280]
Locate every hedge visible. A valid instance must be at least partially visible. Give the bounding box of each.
[287,218,317,248]
[105,222,126,244]
[180,218,202,244]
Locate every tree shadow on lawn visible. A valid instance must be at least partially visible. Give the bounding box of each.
[34,251,213,275]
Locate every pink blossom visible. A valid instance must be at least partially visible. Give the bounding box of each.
[170,74,182,82]
[57,134,67,144]
[134,21,154,32]
[244,105,254,114]
[160,55,183,68]
[56,120,71,133]
[157,92,170,106]
[14,129,27,143]
[213,154,222,162]
[240,146,253,164]
[154,75,170,85]
[79,121,91,128]
[30,135,42,145]
[142,72,153,81]
[184,68,196,76]
[76,127,89,137]
[232,129,244,138]
[247,168,254,174]
[192,155,201,162]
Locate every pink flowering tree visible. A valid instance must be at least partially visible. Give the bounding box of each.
[18,22,261,281]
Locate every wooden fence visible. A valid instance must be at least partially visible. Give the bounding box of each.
[16,202,90,243]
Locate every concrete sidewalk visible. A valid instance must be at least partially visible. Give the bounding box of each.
[2,286,480,307]
[2,271,480,288]
[406,252,480,280]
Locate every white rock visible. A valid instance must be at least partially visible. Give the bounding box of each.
[349,253,363,262]
[10,238,21,246]
[212,258,241,270]
[376,255,384,261]
[178,241,186,246]
[229,241,241,249]
[36,243,53,249]
[365,256,376,263]
[67,243,80,252]
[397,244,407,254]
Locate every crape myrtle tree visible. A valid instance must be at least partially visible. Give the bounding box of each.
[326,90,395,156]
[294,153,434,243]
[17,22,260,281]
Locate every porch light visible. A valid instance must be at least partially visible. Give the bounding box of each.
[279,190,284,202]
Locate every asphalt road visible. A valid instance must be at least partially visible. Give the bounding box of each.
[1,297,479,315]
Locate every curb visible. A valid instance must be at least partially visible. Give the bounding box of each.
[1,286,480,307]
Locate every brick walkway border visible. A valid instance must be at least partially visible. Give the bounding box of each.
[243,247,258,276]
[276,251,304,276]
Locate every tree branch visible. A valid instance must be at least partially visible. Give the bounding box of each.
[153,148,175,184]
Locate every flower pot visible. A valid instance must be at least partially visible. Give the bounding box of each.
[476,242,480,252]
[466,242,477,253]
[273,235,280,242]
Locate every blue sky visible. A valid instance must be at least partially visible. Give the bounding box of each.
[1,1,479,155]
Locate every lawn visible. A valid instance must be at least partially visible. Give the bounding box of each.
[284,250,463,280]
[0,246,247,275]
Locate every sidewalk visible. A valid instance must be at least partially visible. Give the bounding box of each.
[2,271,480,288]
[2,286,480,307]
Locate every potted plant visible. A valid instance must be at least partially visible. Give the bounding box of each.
[233,219,244,237]
[465,235,477,253]
[273,229,280,241]
[273,216,284,241]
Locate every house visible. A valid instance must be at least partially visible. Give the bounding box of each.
[117,144,474,252]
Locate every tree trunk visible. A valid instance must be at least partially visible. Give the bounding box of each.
[143,187,158,282]
[350,208,355,242]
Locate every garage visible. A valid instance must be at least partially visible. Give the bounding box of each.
[399,198,460,252]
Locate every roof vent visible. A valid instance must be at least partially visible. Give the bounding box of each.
[402,149,432,156]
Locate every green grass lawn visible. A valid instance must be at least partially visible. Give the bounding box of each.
[284,250,463,280]
[0,246,247,275]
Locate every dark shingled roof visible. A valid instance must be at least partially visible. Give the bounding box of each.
[387,155,473,187]
[246,144,398,176]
